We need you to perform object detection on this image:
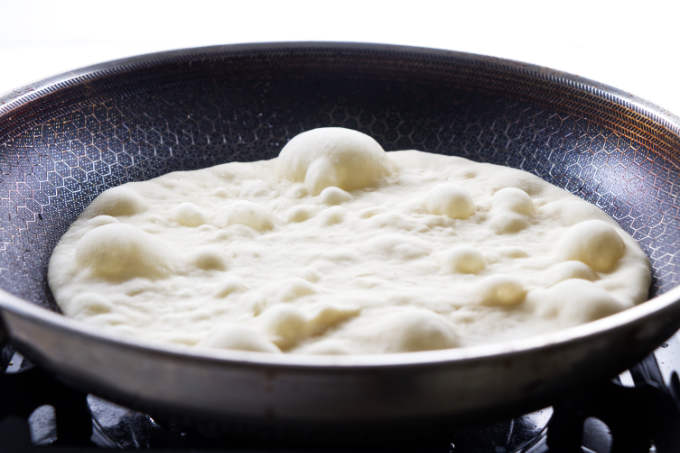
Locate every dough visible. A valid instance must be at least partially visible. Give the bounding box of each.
[48,128,651,354]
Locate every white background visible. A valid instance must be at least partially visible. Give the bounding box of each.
[1,0,680,116]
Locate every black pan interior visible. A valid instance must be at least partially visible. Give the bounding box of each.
[0,44,678,313]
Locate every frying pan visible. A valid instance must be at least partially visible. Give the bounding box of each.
[0,43,679,429]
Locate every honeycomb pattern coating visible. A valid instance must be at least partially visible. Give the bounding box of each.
[0,45,678,312]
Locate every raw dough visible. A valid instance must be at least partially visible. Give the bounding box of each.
[48,127,651,354]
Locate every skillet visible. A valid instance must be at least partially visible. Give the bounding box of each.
[0,42,679,428]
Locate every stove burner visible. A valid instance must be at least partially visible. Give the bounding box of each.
[548,377,680,452]
[0,352,92,446]
[2,343,680,452]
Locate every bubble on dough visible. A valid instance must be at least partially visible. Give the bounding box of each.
[492,187,534,215]
[478,275,526,306]
[444,246,486,274]
[358,207,381,219]
[200,325,280,353]
[125,280,153,297]
[378,309,460,352]
[307,305,360,336]
[424,184,475,219]
[215,278,248,298]
[261,305,308,350]
[218,224,256,240]
[286,205,316,223]
[320,186,353,205]
[212,188,230,198]
[286,184,308,199]
[366,234,430,260]
[86,187,147,217]
[498,247,529,258]
[534,279,626,324]
[489,212,529,234]
[302,268,321,283]
[317,247,359,264]
[76,223,172,280]
[544,261,597,286]
[278,278,317,302]
[224,201,274,231]
[197,224,217,234]
[369,212,419,231]
[173,202,206,227]
[319,206,346,226]
[192,250,227,271]
[277,127,390,194]
[557,220,625,272]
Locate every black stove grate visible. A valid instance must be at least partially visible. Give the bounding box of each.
[2,341,680,452]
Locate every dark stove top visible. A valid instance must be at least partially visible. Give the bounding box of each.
[3,334,680,453]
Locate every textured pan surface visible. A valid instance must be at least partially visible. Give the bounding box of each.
[0,43,679,424]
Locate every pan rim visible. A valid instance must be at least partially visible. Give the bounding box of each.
[1,41,679,370]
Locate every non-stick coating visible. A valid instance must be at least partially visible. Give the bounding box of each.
[0,43,679,425]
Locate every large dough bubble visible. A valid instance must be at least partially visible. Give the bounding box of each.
[75,223,172,280]
[557,220,625,272]
[277,127,390,194]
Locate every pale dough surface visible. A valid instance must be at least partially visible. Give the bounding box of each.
[48,128,651,354]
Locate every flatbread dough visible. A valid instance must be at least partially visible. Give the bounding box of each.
[48,128,650,354]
